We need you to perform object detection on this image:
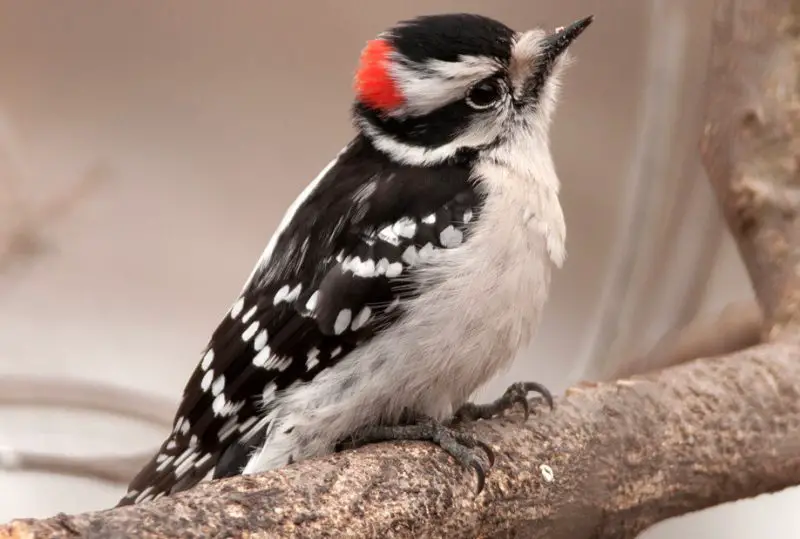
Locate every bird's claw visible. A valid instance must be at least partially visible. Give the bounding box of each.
[351,418,495,494]
[453,380,554,424]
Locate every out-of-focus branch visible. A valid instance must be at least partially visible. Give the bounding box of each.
[1,448,154,486]
[609,299,763,379]
[0,110,109,275]
[701,0,800,340]
[0,376,174,483]
[0,376,174,428]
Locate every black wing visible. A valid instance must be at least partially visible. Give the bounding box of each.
[117,136,481,506]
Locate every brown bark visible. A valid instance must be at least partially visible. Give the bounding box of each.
[4,0,800,537]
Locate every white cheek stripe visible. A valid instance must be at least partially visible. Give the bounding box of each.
[388,55,502,118]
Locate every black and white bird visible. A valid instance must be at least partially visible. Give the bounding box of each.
[118,12,592,506]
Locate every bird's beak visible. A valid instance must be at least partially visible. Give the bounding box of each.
[540,15,593,61]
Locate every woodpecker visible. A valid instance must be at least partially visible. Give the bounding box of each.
[118,12,592,506]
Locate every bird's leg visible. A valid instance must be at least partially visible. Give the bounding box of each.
[452,381,554,424]
[346,414,495,493]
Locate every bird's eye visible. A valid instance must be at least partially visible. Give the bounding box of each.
[466,78,504,110]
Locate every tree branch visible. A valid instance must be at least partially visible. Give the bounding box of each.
[3,343,800,539]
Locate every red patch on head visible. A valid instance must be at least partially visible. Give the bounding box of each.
[354,39,404,111]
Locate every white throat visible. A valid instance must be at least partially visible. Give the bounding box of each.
[478,122,566,268]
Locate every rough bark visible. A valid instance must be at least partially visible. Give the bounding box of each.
[3,0,800,537]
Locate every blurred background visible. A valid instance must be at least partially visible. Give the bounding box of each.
[0,1,795,537]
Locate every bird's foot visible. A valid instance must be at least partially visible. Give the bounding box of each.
[452,381,554,424]
[352,416,495,493]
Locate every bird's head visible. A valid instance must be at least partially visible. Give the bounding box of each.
[352,13,593,165]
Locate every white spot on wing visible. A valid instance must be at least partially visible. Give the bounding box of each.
[439,225,464,248]
[155,455,175,472]
[201,369,214,392]
[305,291,319,312]
[166,440,177,450]
[331,346,342,358]
[135,486,154,504]
[212,394,227,416]
[306,347,320,370]
[334,309,352,334]
[393,217,417,238]
[219,399,244,417]
[173,449,197,477]
[422,213,436,224]
[353,258,377,278]
[254,329,268,351]
[174,451,198,479]
[242,321,260,342]
[351,306,372,330]
[273,284,291,305]
[462,209,473,223]
[376,258,390,274]
[211,374,226,396]
[401,246,418,265]
[252,346,273,367]
[194,453,213,469]
[285,283,302,302]
[179,418,190,435]
[241,305,257,324]
[230,298,245,319]
[378,225,400,246]
[258,354,293,372]
[200,349,214,370]
[418,242,435,260]
[341,256,358,272]
[385,262,403,278]
[218,416,239,441]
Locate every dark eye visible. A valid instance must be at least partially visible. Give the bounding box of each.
[466,78,504,110]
